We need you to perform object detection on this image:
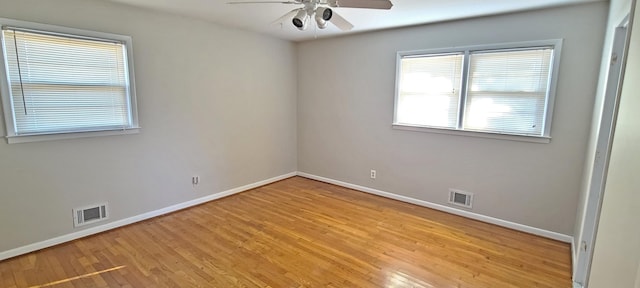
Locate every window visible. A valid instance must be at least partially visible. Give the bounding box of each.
[0,19,139,143]
[394,40,561,142]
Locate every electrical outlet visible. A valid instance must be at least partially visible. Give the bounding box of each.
[192,176,199,186]
[370,170,376,179]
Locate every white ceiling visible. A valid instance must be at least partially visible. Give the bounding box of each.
[105,0,603,41]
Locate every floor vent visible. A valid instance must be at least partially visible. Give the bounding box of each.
[73,203,108,227]
[449,189,473,209]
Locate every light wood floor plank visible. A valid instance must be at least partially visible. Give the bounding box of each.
[0,176,571,287]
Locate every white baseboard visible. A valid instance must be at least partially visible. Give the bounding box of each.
[297,172,573,243]
[572,239,578,276]
[0,172,297,262]
[0,171,573,262]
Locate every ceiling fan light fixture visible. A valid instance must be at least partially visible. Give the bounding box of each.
[315,8,332,29]
[292,9,310,30]
[316,7,333,21]
[227,0,391,32]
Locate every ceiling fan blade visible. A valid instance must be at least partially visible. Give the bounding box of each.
[330,11,354,31]
[328,0,393,9]
[271,8,301,25]
[227,1,301,4]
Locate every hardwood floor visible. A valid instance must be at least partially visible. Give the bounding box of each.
[0,176,572,287]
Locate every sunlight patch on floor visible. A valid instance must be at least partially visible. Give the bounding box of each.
[29,265,126,288]
[386,271,435,288]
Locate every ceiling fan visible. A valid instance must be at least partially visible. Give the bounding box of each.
[227,0,393,31]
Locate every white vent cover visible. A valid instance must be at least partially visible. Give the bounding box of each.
[73,203,108,227]
[448,189,473,209]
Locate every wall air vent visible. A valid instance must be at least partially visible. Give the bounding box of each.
[73,203,108,227]
[448,189,473,209]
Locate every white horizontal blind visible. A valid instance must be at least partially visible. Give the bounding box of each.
[2,28,131,135]
[396,54,463,129]
[464,48,553,136]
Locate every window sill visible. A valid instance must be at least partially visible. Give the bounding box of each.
[392,124,551,144]
[6,127,141,144]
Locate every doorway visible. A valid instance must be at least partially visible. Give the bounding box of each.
[573,19,632,288]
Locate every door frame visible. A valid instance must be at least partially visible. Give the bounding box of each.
[573,14,634,288]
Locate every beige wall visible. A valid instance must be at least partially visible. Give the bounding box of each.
[0,0,297,253]
[297,3,608,235]
[588,1,640,286]
[0,0,615,261]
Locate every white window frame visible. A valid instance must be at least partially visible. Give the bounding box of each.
[393,40,563,143]
[0,18,140,144]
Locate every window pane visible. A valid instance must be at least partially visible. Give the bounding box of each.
[2,28,131,135]
[464,48,553,135]
[396,54,463,129]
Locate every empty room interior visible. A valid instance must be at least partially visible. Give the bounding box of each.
[0,0,639,287]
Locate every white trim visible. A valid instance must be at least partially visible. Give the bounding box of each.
[6,127,141,144]
[397,39,563,57]
[572,238,578,276]
[0,17,139,143]
[0,171,573,261]
[297,172,573,243]
[0,172,297,261]
[573,16,634,286]
[393,39,562,141]
[392,124,551,143]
